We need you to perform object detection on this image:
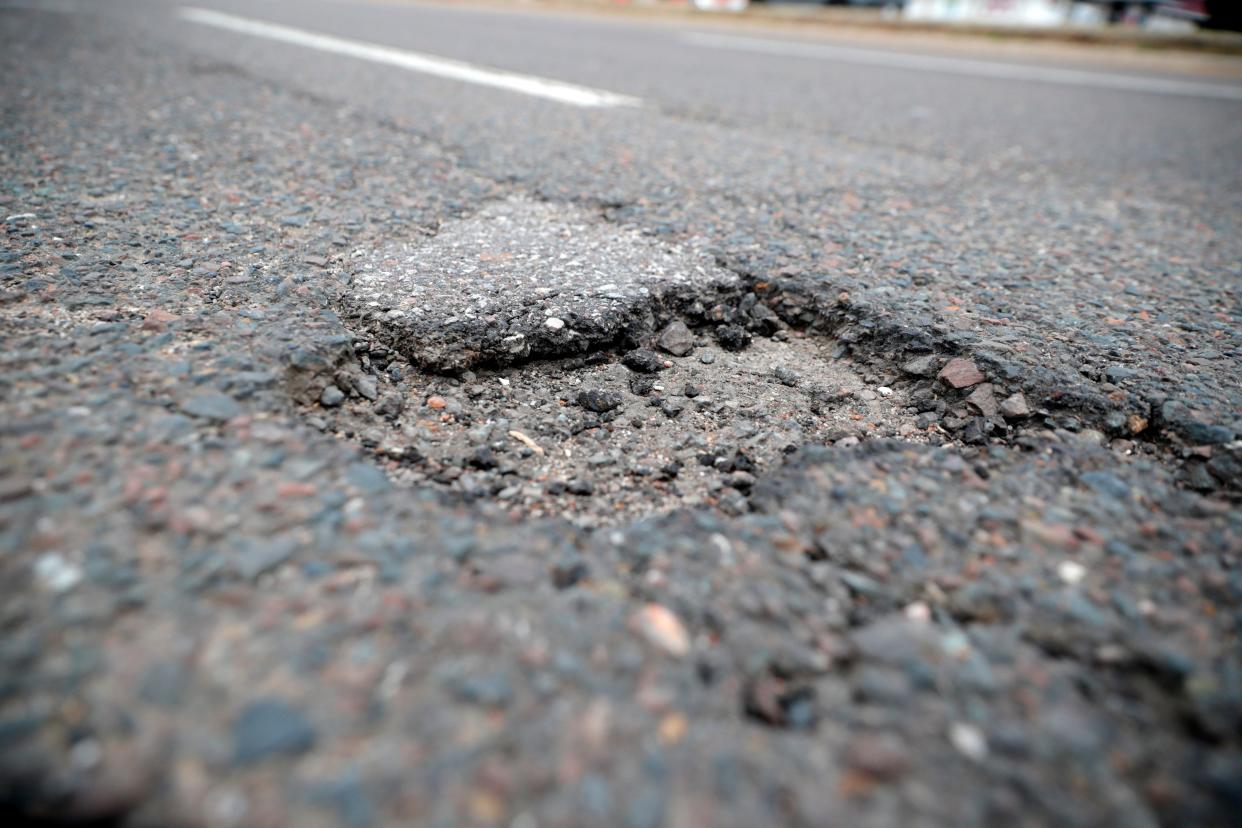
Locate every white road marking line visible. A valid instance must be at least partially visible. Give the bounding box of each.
[178,7,642,108]
[683,31,1242,102]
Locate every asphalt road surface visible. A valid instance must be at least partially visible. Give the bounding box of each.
[2,1,1240,826]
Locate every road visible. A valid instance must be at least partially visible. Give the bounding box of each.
[1,1,1240,826]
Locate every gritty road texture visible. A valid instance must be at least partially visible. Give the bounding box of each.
[1,1,1240,827]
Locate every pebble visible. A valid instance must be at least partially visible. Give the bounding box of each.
[845,733,910,780]
[1057,560,1087,585]
[660,399,685,419]
[630,375,656,396]
[544,316,565,330]
[181,392,243,421]
[949,722,988,761]
[774,366,799,387]
[966,383,999,417]
[904,602,931,623]
[902,355,940,377]
[354,375,379,401]
[232,699,317,765]
[34,553,83,593]
[938,358,985,389]
[656,320,695,356]
[632,604,690,657]
[567,479,595,496]
[375,393,404,419]
[999,391,1030,419]
[319,386,345,407]
[1183,421,1234,445]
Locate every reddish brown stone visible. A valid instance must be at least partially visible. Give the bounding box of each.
[938,357,985,389]
[966,383,999,417]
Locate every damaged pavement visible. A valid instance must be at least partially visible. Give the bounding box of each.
[1,2,1240,827]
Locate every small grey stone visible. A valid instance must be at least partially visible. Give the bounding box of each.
[1105,365,1137,383]
[180,392,242,422]
[233,698,317,765]
[774,366,800,387]
[656,320,695,357]
[375,393,404,419]
[963,417,988,444]
[567,479,595,496]
[320,386,345,407]
[748,302,781,335]
[551,553,589,589]
[630,375,656,396]
[660,399,685,419]
[902,355,940,377]
[355,375,379,401]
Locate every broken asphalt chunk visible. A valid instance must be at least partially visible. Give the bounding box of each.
[578,389,622,413]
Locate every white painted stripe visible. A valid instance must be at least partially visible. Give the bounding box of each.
[178,7,641,108]
[683,32,1242,102]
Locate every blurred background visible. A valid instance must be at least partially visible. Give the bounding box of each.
[583,0,1241,32]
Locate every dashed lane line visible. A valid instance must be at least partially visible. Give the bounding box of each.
[179,7,642,109]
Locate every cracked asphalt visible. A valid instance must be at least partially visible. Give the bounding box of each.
[1,1,1240,826]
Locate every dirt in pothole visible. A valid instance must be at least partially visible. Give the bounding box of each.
[318,329,926,528]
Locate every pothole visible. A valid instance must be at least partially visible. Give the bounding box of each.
[320,329,924,528]
[312,195,928,526]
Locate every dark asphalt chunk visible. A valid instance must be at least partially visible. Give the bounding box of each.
[578,388,623,413]
[621,348,666,373]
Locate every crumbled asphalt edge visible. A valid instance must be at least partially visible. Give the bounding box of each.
[1,7,1239,828]
[329,208,1239,498]
[709,252,1241,493]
